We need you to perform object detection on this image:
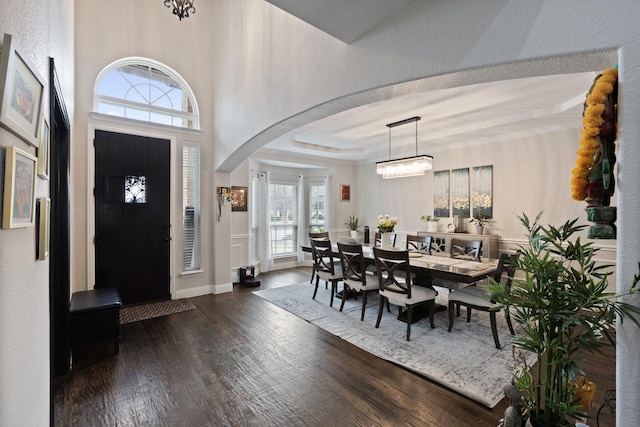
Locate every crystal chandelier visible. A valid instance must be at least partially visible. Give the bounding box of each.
[164,0,195,20]
[376,116,433,179]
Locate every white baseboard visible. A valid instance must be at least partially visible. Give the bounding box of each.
[175,282,233,298]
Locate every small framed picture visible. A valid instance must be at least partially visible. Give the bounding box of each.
[37,116,49,179]
[37,197,50,260]
[0,33,46,147]
[231,186,247,212]
[340,184,350,201]
[2,146,37,228]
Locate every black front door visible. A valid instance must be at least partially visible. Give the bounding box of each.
[94,130,171,305]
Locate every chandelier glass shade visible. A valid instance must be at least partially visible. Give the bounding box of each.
[376,116,432,179]
[164,0,195,20]
[376,155,433,179]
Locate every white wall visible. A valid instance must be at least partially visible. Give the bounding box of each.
[0,0,75,424]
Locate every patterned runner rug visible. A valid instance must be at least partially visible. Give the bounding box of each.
[120,299,196,324]
[254,282,536,408]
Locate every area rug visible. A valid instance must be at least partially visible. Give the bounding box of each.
[254,283,535,408]
[120,299,196,324]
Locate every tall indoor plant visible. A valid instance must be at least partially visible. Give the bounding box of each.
[488,212,640,426]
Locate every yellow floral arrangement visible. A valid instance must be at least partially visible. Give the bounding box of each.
[570,68,618,201]
[377,214,398,233]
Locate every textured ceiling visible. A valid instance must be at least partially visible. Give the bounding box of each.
[257,1,598,168]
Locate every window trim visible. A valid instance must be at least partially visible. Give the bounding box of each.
[94,56,200,130]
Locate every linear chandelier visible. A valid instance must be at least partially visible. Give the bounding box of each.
[376,116,433,179]
[164,0,195,20]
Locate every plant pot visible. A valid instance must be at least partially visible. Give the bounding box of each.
[475,225,484,235]
[427,222,439,232]
[350,230,358,239]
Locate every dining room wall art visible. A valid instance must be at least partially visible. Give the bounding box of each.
[231,186,247,211]
[433,170,450,218]
[340,184,350,201]
[472,165,493,218]
[451,167,470,218]
[0,33,46,147]
[2,146,37,228]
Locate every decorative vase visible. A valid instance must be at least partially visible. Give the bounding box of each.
[428,222,439,232]
[350,230,358,239]
[475,225,484,235]
[585,206,616,239]
[380,232,391,248]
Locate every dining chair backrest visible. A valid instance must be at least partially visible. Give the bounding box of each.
[374,232,397,247]
[450,238,482,261]
[337,242,366,286]
[492,252,520,291]
[309,231,330,243]
[310,238,336,274]
[406,234,432,254]
[373,247,412,298]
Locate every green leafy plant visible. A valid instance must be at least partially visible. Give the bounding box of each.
[344,215,361,231]
[487,212,640,426]
[420,214,439,222]
[469,212,489,226]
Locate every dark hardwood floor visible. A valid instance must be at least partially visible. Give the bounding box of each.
[54,267,616,426]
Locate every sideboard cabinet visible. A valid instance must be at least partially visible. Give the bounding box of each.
[417,231,499,259]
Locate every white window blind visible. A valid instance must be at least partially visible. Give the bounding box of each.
[182,142,201,271]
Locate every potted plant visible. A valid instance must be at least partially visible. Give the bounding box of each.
[420,214,440,232]
[487,212,640,426]
[345,215,361,239]
[470,212,489,234]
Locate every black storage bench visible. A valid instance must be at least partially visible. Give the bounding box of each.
[70,288,122,358]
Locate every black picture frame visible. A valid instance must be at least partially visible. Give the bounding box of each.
[231,186,247,212]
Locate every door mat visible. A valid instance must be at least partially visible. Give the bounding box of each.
[120,299,196,324]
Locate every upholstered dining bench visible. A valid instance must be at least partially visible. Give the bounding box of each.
[70,288,122,359]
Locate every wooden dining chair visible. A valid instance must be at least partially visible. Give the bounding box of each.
[373,247,438,341]
[310,238,343,307]
[447,253,520,349]
[337,242,379,320]
[309,231,330,284]
[450,238,482,261]
[406,234,432,254]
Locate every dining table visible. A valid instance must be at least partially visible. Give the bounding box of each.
[302,238,499,288]
[302,238,500,323]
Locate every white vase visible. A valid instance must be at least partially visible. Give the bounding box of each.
[428,222,439,232]
[350,230,358,239]
[475,225,484,235]
[380,232,391,248]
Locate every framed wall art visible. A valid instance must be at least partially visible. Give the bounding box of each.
[37,197,50,260]
[340,184,350,201]
[0,33,46,147]
[451,167,470,218]
[472,165,493,218]
[433,170,450,218]
[2,146,37,228]
[37,116,49,179]
[231,186,247,212]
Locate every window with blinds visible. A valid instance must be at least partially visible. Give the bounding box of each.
[182,142,201,271]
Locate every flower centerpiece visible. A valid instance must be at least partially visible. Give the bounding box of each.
[377,214,398,248]
[487,212,640,426]
[377,214,398,233]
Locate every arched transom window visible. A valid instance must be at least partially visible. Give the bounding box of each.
[94,57,199,129]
